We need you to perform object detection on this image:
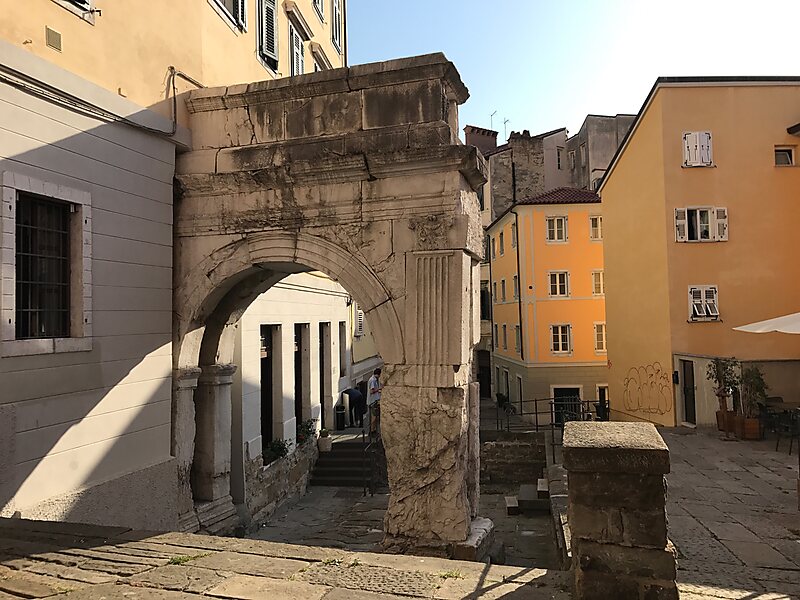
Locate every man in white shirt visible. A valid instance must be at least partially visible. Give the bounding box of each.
[367,368,382,435]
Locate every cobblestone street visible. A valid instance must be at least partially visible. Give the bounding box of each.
[664,429,800,598]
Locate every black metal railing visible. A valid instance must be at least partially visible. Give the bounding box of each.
[362,402,379,496]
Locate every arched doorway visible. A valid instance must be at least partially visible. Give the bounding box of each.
[172,54,486,553]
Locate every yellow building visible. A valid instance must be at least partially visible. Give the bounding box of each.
[600,77,800,427]
[487,188,608,421]
[0,0,347,119]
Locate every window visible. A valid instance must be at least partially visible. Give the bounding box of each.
[513,275,519,299]
[689,285,720,321]
[675,207,728,242]
[682,131,713,167]
[501,279,507,301]
[491,237,496,260]
[331,0,342,52]
[495,366,500,389]
[511,223,517,248]
[259,0,278,69]
[215,0,246,29]
[591,178,602,191]
[15,195,71,339]
[480,285,491,320]
[589,215,602,240]
[551,324,571,354]
[775,146,795,166]
[499,231,505,255]
[493,324,499,349]
[65,0,91,10]
[568,151,576,170]
[557,147,564,170]
[549,272,569,297]
[592,271,605,295]
[492,281,497,301]
[594,323,607,353]
[580,143,586,167]
[546,216,567,242]
[502,324,508,350]
[314,60,324,72]
[313,0,324,19]
[514,325,521,353]
[477,185,485,211]
[289,24,305,76]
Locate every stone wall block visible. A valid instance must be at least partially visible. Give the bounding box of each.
[285,92,362,140]
[578,540,677,581]
[569,504,623,545]
[247,101,285,144]
[575,570,639,600]
[562,422,670,475]
[567,472,666,509]
[363,80,445,130]
[620,509,668,549]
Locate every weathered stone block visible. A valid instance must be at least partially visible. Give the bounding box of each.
[620,509,668,549]
[569,504,623,544]
[285,92,362,140]
[563,422,670,475]
[363,80,445,130]
[576,540,677,581]
[575,569,638,600]
[568,472,667,509]
[641,581,680,600]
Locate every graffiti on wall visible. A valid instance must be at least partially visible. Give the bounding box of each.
[622,362,673,416]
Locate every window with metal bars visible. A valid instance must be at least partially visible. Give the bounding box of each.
[15,194,71,339]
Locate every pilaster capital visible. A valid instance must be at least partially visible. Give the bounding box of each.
[174,367,203,390]
[199,363,238,386]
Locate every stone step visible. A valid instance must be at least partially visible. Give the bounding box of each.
[505,496,520,516]
[310,477,366,487]
[518,484,550,513]
[537,478,549,499]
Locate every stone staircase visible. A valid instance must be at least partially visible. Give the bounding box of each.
[310,439,386,487]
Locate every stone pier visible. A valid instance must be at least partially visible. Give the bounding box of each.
[563,421,678,600]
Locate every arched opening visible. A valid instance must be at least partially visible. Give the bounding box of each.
[173,232,401,533]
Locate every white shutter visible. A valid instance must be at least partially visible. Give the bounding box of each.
[699,132,713,165]
[261,0,278,61]
[714,207,728,241]
[689,287,705,319]
[704,286,719,318]
[675,208,688,242]
[299,33,305,74]
[235,0,246,27]
[563,216,568,241]
[683,132,697,166]
[332,0,342,50]
[355,308,365,337]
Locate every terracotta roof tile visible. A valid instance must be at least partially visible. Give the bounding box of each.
[517,187,600,205]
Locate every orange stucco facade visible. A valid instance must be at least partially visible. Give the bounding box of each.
[601,80,800,427]
[488,192,608,411]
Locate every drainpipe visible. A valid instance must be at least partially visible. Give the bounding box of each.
[510,208,524,362]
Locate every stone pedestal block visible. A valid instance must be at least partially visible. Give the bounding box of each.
[173,368,201,532]
[192,364,237,503]
[563,422,677,600]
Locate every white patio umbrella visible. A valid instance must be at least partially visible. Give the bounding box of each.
[733,312,800,334]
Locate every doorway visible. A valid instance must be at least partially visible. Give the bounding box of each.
[680,359,696,424]
[294,324,304,423]
[553,386,582,425]
[260,325,277,447]
[319,322,331,430]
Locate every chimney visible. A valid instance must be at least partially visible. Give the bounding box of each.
[464,125,498,155]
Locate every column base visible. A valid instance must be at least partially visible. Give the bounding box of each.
[178,510,200,533]
[383,517,494,561]
[195,495,239,535]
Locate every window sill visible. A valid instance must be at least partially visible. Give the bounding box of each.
[681,163,716,168]
[552,352,573,357]
[688,318,721,324]
[2,337,92,357]
[51,0,96,24]
[545,240,568,245]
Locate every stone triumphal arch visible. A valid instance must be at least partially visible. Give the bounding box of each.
[172,54,486,553]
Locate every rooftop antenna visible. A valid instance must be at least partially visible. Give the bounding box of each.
[503,118,510,140]
[490,110,497,130]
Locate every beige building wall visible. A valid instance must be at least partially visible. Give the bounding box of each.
[601,93,675,426]
[0,0,347,121]
[0,40,181,528]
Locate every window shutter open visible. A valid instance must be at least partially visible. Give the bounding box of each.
[704,286,719,318]
[675,208,688,242]
[235,0,246,26]
[261,0,278,61]
[355,308,365,337]
[689,287,705,319]
[332,0,342,50]
[683,132,697,166]
[699,132,713,165]
[714,207,728,241]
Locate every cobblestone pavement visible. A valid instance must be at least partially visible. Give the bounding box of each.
[664,429,800,599]
[0,518,571,599]
[251,487,560,569]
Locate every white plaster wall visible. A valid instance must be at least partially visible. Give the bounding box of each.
[0,42,178,524]
[233,272,354,463]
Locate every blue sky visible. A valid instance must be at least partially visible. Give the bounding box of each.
[348,0,800,140]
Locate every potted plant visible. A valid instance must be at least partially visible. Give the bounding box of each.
[738,365,768,440]
[706,357,740,437]
[318,428,332,452]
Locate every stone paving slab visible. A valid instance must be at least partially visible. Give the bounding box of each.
[664,429,800,599]
[0,518,569,599]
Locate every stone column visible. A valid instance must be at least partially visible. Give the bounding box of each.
[173,367,201,532]
[192,364,239,534]
[382,250,489,557]
[563,422,677,600]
